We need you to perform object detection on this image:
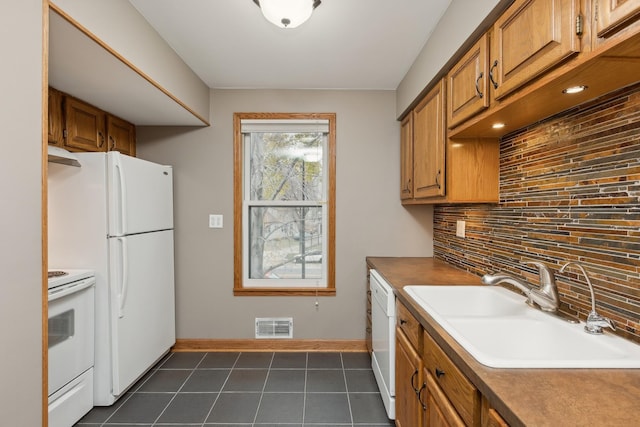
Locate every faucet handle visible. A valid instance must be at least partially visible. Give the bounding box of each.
[524,261,556,287]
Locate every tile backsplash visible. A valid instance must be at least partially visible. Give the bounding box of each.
[435,83,640,343]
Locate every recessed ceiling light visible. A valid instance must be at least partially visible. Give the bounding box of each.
[562,85,588,94]
[492,123,505,129]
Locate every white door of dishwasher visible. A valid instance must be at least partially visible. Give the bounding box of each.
[370,269,395,419]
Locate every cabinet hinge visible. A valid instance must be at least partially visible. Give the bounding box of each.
[62,129,67,139]
[576,14,584,37]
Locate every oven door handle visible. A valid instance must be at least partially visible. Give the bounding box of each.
[117,236,129,318]
[48,279,94,302]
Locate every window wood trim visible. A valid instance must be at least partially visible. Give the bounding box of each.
[233,112,336,296]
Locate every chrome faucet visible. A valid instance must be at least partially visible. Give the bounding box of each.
[559,261,615,335]
[482,261,559,312]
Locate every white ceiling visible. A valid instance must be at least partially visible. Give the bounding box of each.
[128,0,453,90]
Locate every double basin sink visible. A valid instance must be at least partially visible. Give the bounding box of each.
[404,285,640,368]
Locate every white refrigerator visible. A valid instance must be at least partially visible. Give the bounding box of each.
[48,151,176,406]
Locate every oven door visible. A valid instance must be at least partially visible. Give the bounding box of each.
[48,278,95,396]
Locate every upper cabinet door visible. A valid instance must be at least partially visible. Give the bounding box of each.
[491,0,582,100]
[400,113,414,200]
[65,96,106,152]
[413,79,446,199]
[107,114,136,157]
[48,87,64,146]
[595,0,640,37]
[447,33,490,129]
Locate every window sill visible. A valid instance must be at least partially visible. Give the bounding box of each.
[233,287,336,297]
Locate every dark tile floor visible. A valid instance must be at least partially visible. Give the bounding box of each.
[76,351,394,426]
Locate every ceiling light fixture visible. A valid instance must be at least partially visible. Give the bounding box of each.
[492,123,506,129]
[253,0,321,29]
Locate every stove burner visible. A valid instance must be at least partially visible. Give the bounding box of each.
[48,271,68,279]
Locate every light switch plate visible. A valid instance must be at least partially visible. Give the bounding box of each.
[209,214,223,228]
[456,220,466,238]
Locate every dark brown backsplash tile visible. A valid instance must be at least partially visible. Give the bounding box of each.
[435,83,640,344]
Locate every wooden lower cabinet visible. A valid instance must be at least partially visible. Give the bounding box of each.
[424,372,465,427]
[395,300,509,426]
[396,328,423,427]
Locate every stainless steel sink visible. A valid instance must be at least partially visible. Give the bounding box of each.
[405,285,640,368]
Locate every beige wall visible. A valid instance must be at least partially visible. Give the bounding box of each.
[0,1,44,424]
[396,0,507,117]
[137,89,433,339]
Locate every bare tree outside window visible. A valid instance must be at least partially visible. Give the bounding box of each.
[248,131,323,280]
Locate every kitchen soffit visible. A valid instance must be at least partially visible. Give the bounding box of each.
[49,10,206,126]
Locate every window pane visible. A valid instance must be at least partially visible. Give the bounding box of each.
[249,132,324,201]
[249,206,323,280]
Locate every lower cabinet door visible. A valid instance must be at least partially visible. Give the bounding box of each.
[424,372,465,427]
[396,328,423,427]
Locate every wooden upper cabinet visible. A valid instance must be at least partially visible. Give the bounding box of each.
[65,96,106,152]
[447,33,490,129]
[48,87,64,146]
[400,113,414,200]
[491,0,582,100]
[107,114,136,156]
[595,0,640,37]
[412,79,446,199]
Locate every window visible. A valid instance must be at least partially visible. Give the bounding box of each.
[234,113,336,296]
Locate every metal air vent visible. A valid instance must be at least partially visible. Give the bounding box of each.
[255,317,293,339]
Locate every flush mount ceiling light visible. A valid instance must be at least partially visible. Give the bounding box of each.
[492,123,506,129]
[562,85,588,94]
[253,0,321,29]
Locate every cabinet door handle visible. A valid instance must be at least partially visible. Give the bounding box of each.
[417,382,427,411]
[489,60,499,89]
[475,71,484,98]
[98,131,105,148]
[435,367,445,378]
[410,369,419,393]
[109,135,116,150]
[399,319,407,325]
[435,170,441,189]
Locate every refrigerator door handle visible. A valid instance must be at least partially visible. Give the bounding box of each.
[117,236,129,318]
[113,154,128,236]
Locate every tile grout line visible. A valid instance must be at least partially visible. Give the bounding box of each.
[251,351,275,426]
[96,351,171,427]
[151,352,207,426]
[341,353,355,427]
[302,351,309,426]
[200,351,240,426]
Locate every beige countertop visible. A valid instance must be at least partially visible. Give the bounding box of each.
[366,256,640,427]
